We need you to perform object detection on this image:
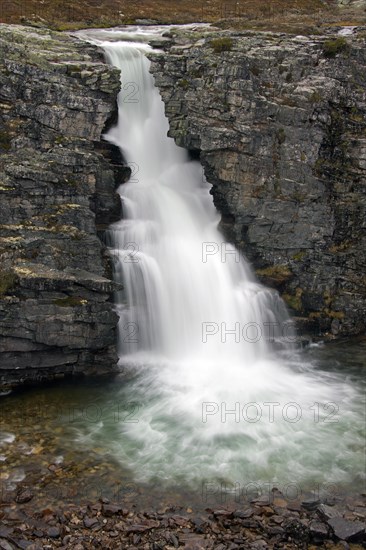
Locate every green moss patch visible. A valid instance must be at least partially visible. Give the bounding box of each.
[282,288,303,311]
[0,130,11,152]
[0,270,17,295]
[256,265,293,286]
[54,296,88,307]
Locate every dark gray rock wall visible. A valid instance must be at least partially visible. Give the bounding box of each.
[0,24,124,388]
[149,29,366,338]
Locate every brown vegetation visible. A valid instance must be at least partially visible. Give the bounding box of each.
[0,0,365,32]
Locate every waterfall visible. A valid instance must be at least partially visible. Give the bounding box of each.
[103,41,290,364]
[72,31,364,491]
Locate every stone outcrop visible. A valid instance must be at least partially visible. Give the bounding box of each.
[0,24,126,388]
[149,28,366,337]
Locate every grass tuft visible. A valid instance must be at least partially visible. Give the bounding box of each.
[209,37,234,53]
[323,37,349,58]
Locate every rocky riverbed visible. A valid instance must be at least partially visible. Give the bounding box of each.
[0,480,365,549]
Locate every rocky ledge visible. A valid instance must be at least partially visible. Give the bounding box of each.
[149,27,366,339]
[0,24,128,389]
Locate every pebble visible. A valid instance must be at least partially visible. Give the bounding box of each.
[15,490,33,504]
[309,520,329,539]
[83,516,98,528]
[46,526,60,538]
[102,503,123,516]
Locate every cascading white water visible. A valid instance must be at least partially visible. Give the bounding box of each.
[104,41,290,363]
[72,31,365,492]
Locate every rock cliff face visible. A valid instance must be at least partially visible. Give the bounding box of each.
[150,29,366,338]
[1,24,365,391]
[0,24,126,388]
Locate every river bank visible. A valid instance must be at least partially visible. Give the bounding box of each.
[0,481,365,549]
[0,338,365,549]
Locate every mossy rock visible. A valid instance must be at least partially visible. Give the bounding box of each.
[0,270,17,295]
[309,309,345,320]
[54,296,88,307]
[256,265,293,286]
[292,251,306,261]
[276,128,286,145]
[282,288,303,312]
[310,91,322,103]
[0,130,11,152]
[178,78,189,88]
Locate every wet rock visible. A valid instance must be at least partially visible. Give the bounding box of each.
[273,497,287,508]
[317,504,342,521]
[132,534,141,545]
[126,524,153,534]
[266,525,284,536]
[12,541,33,550]
[287,502,302,512]
[15,489,33,504]
[260,506,274,516]
[251,496,272,506]
[46,526,60,538]
[171,515,190,527]
[284,519,310,543]
[179,534,210,549]
[83,517,99,528]
[0,539,15,550]
[309,520,329,540]
[233,509,253,519]
[0,530,13,539]
[168,532,179,547]
[250,540,268,549]
[102,504,123,517]
[302,498,321,511]
[271,515,284,524]
[213,510,233,518]
[328,518,366,541]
